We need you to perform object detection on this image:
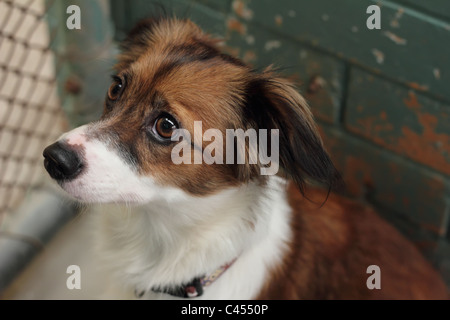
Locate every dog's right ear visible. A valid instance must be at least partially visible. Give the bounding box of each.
[245,70,343,195]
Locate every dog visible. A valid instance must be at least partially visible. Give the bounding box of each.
[43,17,448,299]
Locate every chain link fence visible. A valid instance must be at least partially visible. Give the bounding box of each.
[0,0,68,226]
[0,0,114,293]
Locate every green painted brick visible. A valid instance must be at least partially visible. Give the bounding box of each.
[393,0,450,21]
[236,0,450,102]
[189,0,232,14]
[224,21,345,124]
[111,0,227,39]
[174,0,228,35]
[319,125,450,237]
[110,0,130,40]
[345,67,450,176]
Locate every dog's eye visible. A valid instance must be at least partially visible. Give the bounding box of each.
[108,76,124,100]
[152,113,179,140]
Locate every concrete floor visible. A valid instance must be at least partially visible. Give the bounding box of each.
[2,211,109,300]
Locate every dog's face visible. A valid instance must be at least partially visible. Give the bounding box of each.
[43,18,340,204]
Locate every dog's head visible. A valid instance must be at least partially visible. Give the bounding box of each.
[43,17,341,204]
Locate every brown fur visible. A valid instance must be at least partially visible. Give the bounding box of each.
[97,17,341,195]
[92,18,253,195]
[96,17,447,299]
[257,184,449,299]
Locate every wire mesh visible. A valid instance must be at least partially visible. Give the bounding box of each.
[0,0,69,227]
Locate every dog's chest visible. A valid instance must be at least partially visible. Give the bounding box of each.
[94,178,292,300]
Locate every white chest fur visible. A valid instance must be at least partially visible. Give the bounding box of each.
[94,176,292,299]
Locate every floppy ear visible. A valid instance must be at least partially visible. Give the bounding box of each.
[245,70,343,194]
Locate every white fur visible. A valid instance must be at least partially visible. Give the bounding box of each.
[94,175,292,300]
[58,125,293,300]
[60,125,186,204]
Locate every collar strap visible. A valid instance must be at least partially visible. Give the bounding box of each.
[145,258,236,298]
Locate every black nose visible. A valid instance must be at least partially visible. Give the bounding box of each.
[43,142,84,181]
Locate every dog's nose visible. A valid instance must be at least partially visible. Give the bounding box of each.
[43,142,84,181]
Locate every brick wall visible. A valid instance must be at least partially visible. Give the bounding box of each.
[110,0,450,287]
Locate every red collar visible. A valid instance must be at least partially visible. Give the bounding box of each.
[137,258,237,298]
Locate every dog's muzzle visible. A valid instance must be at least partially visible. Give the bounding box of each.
[43,142,84,181]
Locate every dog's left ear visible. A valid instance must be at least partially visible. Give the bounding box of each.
[246,71,343,194]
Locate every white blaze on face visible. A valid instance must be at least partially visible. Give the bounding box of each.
[56,124,179,204]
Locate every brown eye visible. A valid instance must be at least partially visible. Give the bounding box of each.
[152,114,179,140]
[108,76,123,100]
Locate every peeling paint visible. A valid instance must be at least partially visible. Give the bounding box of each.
[245,35,255,45]
[275,14,283,26]
[264,40,281,51]
[353,100,450,175]
[242,50,257,63]
[390,7,404,28]
[371,48,385,64]
[376,91,450,175]
[356,114,394,145]
[433,68,441,80]
[408,82,429,91]
[390,21,399,28]
[232,0,253,20]
[223,46,240,59]
[306,75,326,94]
[383,31,407,45]
[398,112,450,175]
[227,18,246,35]
[403,91,421,109]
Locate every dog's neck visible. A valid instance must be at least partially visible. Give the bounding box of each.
[95,175,292,299]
